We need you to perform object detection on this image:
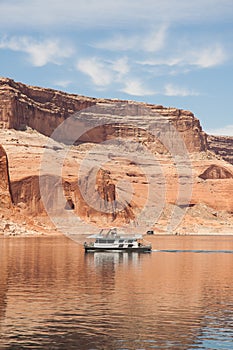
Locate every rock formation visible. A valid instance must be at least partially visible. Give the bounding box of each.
[0,145,12,208]
[199,165,233,180]
[0,77,233,235]
[208,135,233,165]
[0,77,95,133]
[0,77,207,153]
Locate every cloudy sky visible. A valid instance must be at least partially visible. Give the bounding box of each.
[0,0,233,135]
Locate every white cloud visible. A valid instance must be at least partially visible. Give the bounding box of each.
[0,36,73,66]
[94,35,137,51]
[0,1,232,30]
[142,26,167,52]
[77,57,130,87]
[112,57,130,76]
[206,125,233,136]
[140,44,228,69]
[121,79,155,96]
[140,57,184,67]
[77,55,200,97]
[77,57,113,86]
[192,45,227,68]
[94,26,167,53]
[77,56,158,96]
[164,84,199,97]
[53,80,72,88]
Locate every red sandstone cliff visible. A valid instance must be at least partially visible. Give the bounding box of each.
[0,77,207,153]
[208,135,233,165]
[0,145,12,209]
[0,77,95,133]
[0,77,233,234]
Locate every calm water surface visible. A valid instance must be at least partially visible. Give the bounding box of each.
[0,235,233,349]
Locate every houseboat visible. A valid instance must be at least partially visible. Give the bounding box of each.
[84,228,152,253]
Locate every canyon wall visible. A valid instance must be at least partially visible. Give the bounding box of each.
[0,77,207,154]
[0,145,12,208]
[0,77,96,134]
[208,135,233,165]
[0,78,233,233]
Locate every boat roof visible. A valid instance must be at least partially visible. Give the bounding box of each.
[87,233,143,239]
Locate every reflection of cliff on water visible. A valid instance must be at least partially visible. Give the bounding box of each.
[0,240,8,323]
[0,236,232,349]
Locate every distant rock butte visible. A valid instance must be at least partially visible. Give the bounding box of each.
[208,135,233,165]
[0,77,233,235]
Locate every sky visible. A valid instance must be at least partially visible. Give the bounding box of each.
[0,0,233,135]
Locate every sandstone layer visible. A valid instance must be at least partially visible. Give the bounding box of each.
[0,77,207,153]
[0,78,233,235]
[208,135,233,165]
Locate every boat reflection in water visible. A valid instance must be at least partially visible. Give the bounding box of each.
[85,250,143,268]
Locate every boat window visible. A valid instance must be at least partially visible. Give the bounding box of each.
[98,239,115,244]
[119,239,124,243]
[128,240,133,243]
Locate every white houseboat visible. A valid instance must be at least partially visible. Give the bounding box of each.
[84,228,152,253]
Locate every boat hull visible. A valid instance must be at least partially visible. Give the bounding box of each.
[84,246,152,253]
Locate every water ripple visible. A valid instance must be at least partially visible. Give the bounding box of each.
[0,236,233,349]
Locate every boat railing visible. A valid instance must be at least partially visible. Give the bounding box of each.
[84,241,94,247]
[106,228,117,236]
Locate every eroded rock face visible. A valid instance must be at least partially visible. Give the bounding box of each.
[0,77,207,153]
[10,175,59,215]
[0,77,96,134]
[199,165,233,180]
[0,78,233,234]
[0,145,12,208]
[208,135,233,165]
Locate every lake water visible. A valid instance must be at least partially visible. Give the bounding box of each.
[0,235,233,350]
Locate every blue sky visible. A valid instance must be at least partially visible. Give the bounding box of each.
[0,0,233,135]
